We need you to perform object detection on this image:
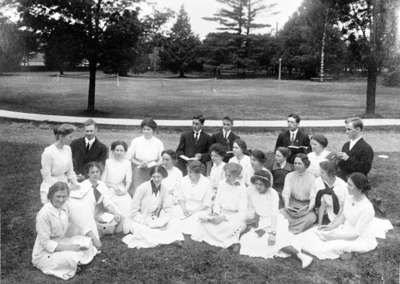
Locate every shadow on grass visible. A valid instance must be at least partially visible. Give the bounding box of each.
[1,141,399,283]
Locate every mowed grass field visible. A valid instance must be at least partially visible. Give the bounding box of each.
[0,72,399,119]
[1,121,400,283]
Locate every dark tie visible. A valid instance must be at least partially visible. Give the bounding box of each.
[194,132,199,143]
[315,182,340,214]
[86,142,90,153]
[92,184,101,203]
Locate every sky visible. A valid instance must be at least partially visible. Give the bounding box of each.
[141,0,304,38]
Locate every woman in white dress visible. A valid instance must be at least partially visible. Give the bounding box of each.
[307,134,331,177]
[32,182,97,280]
[281,153,317,234]
[122,166,184,248]
[314,161,348,226]
[40,124,78,204]
[297,172,393,260]
[161,150,183,209]
[209,143,226,194]
[229,139,252,187]
[192,163,247,250]
[240,170,299,260]
[102,141,132,220]
[176,160,213,236]
[127,118,164,193]
[68,162,122,240]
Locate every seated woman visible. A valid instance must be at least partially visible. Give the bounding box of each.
[122,166,184,248]
[229,139,252,187]
[307,134,331,177]
[270,147,293,194]
[314,161,348,226]
[176,160,213,236]
[191,163,247,250]
[281,153,317,234]
[209,143,226,194]
[240,170,300,260]
[102,141,132,220]
[32,182,97,280]
[68,162,123,239]
[40,124,79,204]
[297,172,393,260]
[161,150,183,208]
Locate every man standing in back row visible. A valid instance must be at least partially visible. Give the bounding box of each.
[275,113,311,163]
[210,116,240,162]
[70,119,108,180]
[336,117,374,180]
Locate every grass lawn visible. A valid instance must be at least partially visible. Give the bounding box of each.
[1,121,399,283]
[0,72,399,120]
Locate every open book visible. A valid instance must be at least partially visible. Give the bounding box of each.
[179,155,198,161]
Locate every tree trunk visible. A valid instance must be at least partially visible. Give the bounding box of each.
[179,69,185,78]
[320,9,329,82]
[87,58,96,113]
[365,0,377,116]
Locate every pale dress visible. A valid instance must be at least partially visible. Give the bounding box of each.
[307,149,331,177]
[229,155,253,187]
[102,158,132,218]
[32,203,97,280]
[297,195,393,259]
[67,179,119,239]
[127,136,164,190]
[314,177,348,222]
[280,171,317,234]
[191,180,247,248]
[162,166,183,208]
[175,175,213,235]
[209,162,226,192]
[40,144,77,204]
[122,181,184,248]
[240,186,297,259]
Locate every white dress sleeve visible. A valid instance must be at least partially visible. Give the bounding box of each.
[36,211,59,253]
[354,203,374,236]
[124,160,132,192]
[40,148,57,185]
[65,147,77,184]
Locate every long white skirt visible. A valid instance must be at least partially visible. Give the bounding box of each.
[67,198,99,239]
[296,217,393,259]
[191,212,246,248]
[32,235,97,280]
[240,214,296,259]
[164,205,209,236]
[122,216,184,249]
[110,192,132,218]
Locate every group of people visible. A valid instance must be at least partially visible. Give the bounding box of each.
[33,114,392,280]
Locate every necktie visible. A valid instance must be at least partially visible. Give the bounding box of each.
[86,142,90,153]
[92,184,101,203]
[290,132,295,143]
[314,182,340,214]
[194,132,199,142]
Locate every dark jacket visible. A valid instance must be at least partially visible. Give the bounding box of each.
[210,130,240,162]
[337,138,374,180]
[275,129,311,163]
[70,137,108,175]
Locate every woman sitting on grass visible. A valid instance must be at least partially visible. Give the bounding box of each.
[281,153,317,234]
[122,166,184,248]
[191,163,247,251]
[297,172,393,260]
[307,134,331,177]
[313,160,348,226]
[40,124,79,204]
[176,160,213,236]
[32,182,98,280]
[270,147,293,194]
[68,162,123,240]
[209,143,226,194]
[102,141,132,222]
[161,150,183,209]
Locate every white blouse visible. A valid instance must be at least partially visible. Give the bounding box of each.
[163,166,183,197]
[247,186,280,228]
[307,149,331,177]
[209,162,226,189]
[102,158,132,193]
[229,155,253,186]
[127,136,164,164]
[177,175,213,212]
[342,195,375,238]
[314,177,348,221]
[40,144,76,188]
[213,180,247,220]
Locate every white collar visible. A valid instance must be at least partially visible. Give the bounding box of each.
[280,160,287,169]
[223,129,231,137]
[349,136,362,149]
[85,137,96,145]
[194,129,202,135]
[289,129,298,135]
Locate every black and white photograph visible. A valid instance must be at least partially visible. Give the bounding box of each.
[0,0,399,283]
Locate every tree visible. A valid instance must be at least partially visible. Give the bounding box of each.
[17,0,142,113]
[160,6,201,77]
[203,0,278,35]
[0,18,24,71]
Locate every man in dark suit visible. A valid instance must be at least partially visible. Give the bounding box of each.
[176,115,212,175]
[70,119,108,179]
[336,117,374,180]
[210,116,240,162]
[275,113,311,163]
